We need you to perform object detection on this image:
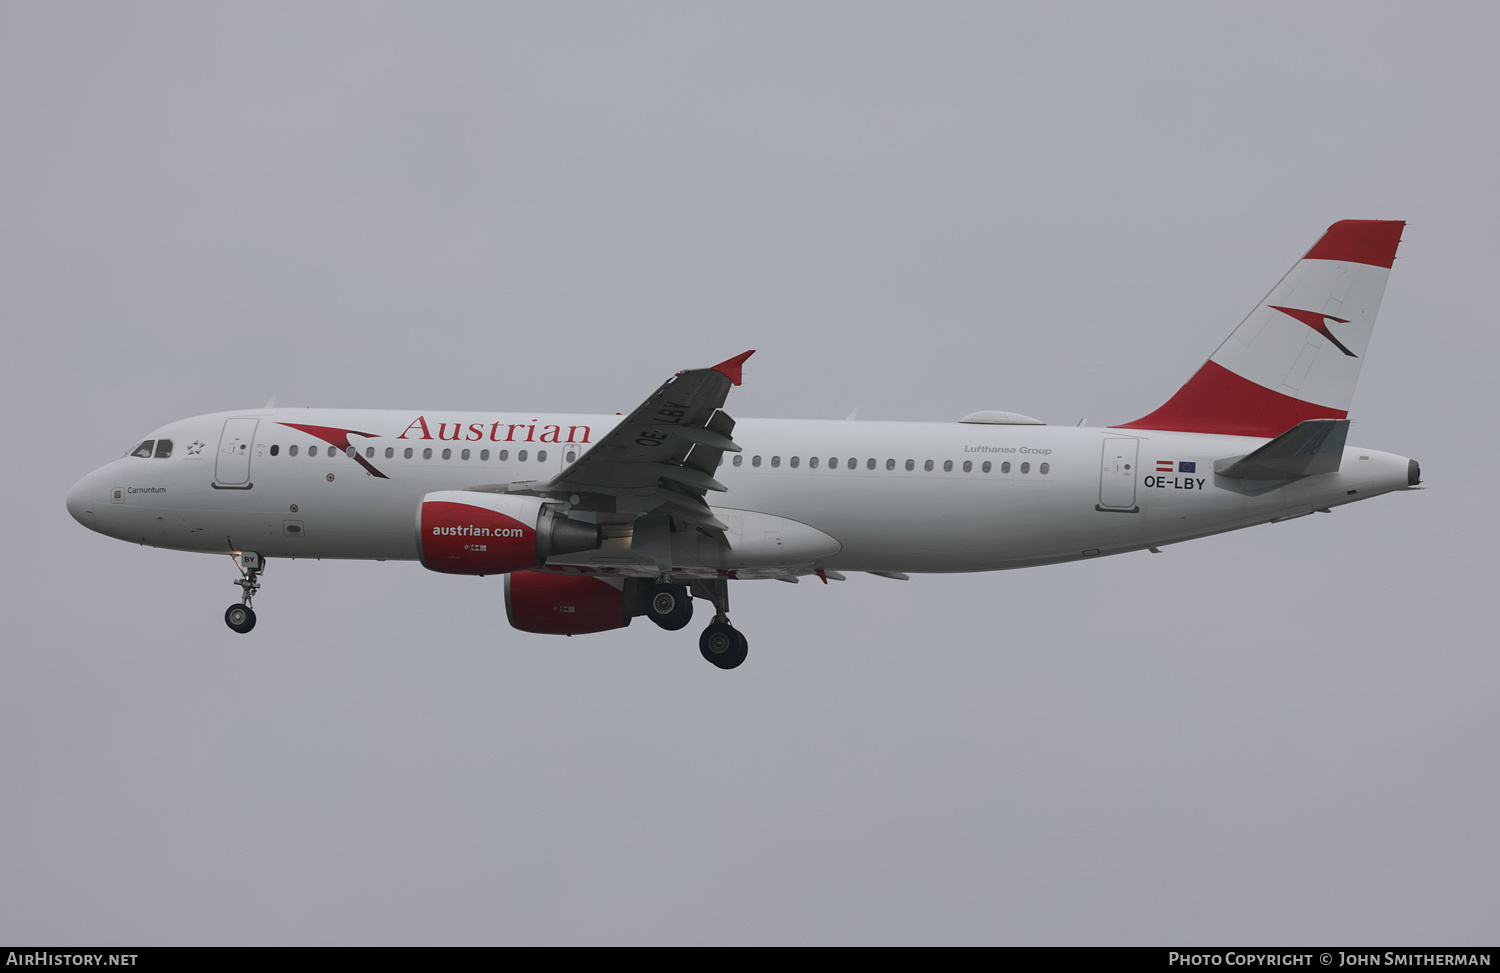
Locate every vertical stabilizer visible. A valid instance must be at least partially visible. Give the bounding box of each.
[1117,220,1405,438]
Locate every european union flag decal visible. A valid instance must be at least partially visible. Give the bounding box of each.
[1178,461,1196,473]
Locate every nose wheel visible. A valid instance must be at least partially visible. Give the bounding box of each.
[224,551,264,635]
[224,604,257,634]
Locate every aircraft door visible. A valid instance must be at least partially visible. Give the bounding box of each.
[561,441,583,468]
[215,418,259,486]
[1098,438,1139,512]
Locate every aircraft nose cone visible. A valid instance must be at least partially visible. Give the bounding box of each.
[67,473,97,530]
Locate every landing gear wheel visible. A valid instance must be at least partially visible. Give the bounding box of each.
[224,604,257,634]
[699,622,748,669]
[646,582,694,631]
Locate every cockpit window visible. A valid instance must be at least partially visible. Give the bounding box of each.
[154,439,173,458]
[130,440,155,458]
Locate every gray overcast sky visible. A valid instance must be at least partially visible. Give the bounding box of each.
[2,2,1496,945]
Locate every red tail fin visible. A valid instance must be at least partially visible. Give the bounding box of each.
[1116,220,1404,438]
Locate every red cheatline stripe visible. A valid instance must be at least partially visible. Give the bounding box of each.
[1115,360,1346,438]
[1302,219,1405,269]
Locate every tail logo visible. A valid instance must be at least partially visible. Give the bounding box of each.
[1268,305,1358,358]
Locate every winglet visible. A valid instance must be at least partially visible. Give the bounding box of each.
[711,350,756,386]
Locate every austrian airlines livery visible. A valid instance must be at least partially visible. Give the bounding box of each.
[67,221,1418,669]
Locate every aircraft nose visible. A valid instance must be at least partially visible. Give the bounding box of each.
[67,473,98,530]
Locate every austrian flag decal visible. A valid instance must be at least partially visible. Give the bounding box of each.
[1156,460,1196,473]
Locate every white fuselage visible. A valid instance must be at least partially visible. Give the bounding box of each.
[66,408,1415,578]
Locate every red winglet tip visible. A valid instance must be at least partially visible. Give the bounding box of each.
[711,350,756,386]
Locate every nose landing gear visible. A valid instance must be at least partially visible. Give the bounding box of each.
[225,551,263,634]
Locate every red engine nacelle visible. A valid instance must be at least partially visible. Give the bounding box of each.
[505,571,631,635]
[418,491,601,576]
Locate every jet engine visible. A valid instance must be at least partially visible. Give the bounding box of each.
[505,571,631,635]
[418,490,601,576]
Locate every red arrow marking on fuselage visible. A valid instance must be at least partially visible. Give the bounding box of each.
[1268,305,1357,358]
[278,422,390,479]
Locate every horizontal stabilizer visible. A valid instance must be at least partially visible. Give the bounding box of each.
[1214,419,1349,480]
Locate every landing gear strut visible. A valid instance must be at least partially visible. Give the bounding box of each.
[692,579,747,669]
[225,551,263,634]
[645,581,694,631]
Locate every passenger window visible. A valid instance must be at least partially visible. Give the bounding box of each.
[403,447,413,459]
[498,450,509,461]
[385,447,394,459]
[905,459,914,471]
[982,461,991,473]
[771,456,780,468]
[733,455,743,467]
[154,439,173,458]
[442,448,452,460]
[480,449,490,461]
[866,458,875,470]
[346,447,356,458]
[886,459,895,470]
[828,457,836,468]
[460,449,470,460]
[924,460,934,471]
[309,445,319,457]
[270,444,280,457]
[131,440,155,458]
[366,447,375,458]
[1040,462,1050,474]
[565,450,576,462]
[518,450,528,462]
[962,461,972,472]
[790,456,800,468]
[423,448,432,459]
[1021,462,1030,474]
[1001,461,1011,473]
[538,451,547,462]
[809,457,819,469]
[289,445,299,457]
[752,455,762,468]
[943,460,953,472]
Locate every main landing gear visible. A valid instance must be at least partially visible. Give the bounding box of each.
[699,622,748,670]
[644,578,749,668]
[225,551,263,634]
[691,579,748,670]
[645,581,694,631]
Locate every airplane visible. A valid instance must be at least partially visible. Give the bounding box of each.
[66,220,1418,669]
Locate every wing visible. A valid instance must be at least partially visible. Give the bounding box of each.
[508,350,754,532]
